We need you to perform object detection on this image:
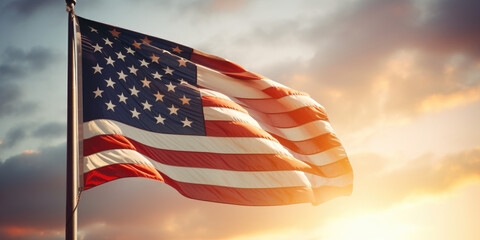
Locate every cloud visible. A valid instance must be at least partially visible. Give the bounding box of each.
[0,144,65,239]
[0,46,57,118]
[0,84,28,118]
[418,84,480,113]
[419,0,480,56]
[250,0,480,131]
[0,121,65,151]
[1,0,58,17]
[0,125,28,149]
[0,46,57,82]
[32,122,66,139]
[351,147,480,210]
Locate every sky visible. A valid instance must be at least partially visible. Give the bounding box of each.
[0,0,479,239]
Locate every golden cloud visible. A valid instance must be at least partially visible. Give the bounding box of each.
[419,85,480,113]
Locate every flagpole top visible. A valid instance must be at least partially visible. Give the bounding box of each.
[66,0,76,13]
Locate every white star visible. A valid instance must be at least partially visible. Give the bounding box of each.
[162,49,173,55]
[128,65,138,75]
[105,77,116,88]
[93,87,103,98]
[166,82,176,92]
[179,78,188,85]
[125,47,135,55]
[164,66,174,75]
[118,93,128,103]
[103,38,113,47]
[92,43,103,53]
[130,108,140,119]
[154,91,164,102]
[139,59,150,67]
[116,51,126,61]
[152,71,162,80]
[89,26,98,33]
[179,95,191,105]
[92,63,103,74]
[105,100,116,111]
[117,70,127,81]
[129,86,140,97]
[168,105,179,115]
[155,114,166,124]
[141,100,152,111]
[141,77,151,88]
[181,117,193,127]
[105,56,115,66]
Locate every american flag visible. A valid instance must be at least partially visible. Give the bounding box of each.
[76,16,353,206]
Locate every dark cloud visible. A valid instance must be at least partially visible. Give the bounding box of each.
[0,46,56,118]
[2,0,58,17]
[0,125,28,149]
[0,122,65,151]
[32,122,66,139]
[0,144,65,239]
[0,84,36,119]
[420,0,480,55]
[0,46,58,82]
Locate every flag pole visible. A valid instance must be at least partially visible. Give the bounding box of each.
[66,0,78,240]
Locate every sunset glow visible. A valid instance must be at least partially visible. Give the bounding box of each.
[0,0,479,239]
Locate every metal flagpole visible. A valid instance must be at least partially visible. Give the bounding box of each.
[66,0,78,240]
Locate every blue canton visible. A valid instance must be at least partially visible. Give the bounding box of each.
[77,17,205,136]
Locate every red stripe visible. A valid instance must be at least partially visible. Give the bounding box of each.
[160,173,314,206]
[314,158,353,178]
[245,106,329,128]
[83,163,163,190]
[236,97,322,115]
[84,135,317,173]
[205,120,276,141]
[262,86,308,99]
[191,51,263,80]
[201,95,247,113]
[83,134,136,156]
[271,132,342,155]
[84,164,351,205]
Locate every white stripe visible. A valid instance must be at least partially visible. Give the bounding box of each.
[199,88,246,107]
[84,149,353,188]
[259,120,334,142]
[294,146,348,166]
[84,147,155,171]
[248,78,290,90]
[199,88,233,100]
[203,107,262,128]
[83,119,292,156]
[197,65,269,99]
